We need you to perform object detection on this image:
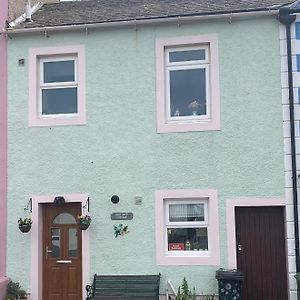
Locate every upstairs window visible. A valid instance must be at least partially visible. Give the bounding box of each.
[156,35,220,133]
[166,46,209,120]
[40,57,78,116]
[29,45,86,127]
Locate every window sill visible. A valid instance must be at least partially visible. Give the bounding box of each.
[166,251,210,257]
[156,119,220,133]
[157,255,218,266]
[29,115,86,127]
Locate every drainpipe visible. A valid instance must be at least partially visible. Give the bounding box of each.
[279,4,300,276]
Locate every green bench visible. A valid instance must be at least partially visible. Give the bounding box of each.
[86,274,161,300]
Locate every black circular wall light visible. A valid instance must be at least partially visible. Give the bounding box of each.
[111,195,120,204]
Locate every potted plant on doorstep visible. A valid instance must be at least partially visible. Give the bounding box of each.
[77,214,91,230]
[18,217,32,233]
[5,280,27,299]
[176,278,196,300]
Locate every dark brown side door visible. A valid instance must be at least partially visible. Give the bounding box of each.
[43,203,82,300]
[235,206,288,300]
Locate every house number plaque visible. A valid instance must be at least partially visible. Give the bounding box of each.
[111,212,133,220]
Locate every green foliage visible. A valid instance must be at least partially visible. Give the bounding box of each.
[175,277,196,300]
[6,281,27,299]
[18,217,32,226]
[77,214,91,224]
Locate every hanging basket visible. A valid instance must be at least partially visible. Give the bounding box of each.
[78,222,90,230]
[18,224,32,233]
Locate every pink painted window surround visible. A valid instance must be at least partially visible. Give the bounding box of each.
[29,45,86,127]
[156,34,220,133]
[155,189,220,266]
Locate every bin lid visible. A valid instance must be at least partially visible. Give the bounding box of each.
[215,269,244,281]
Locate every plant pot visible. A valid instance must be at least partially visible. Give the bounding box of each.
[78,222,90,230]
[18,224,31,233]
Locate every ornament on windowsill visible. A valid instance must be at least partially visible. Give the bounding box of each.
[114,224,129,237]
[188,100,200,116]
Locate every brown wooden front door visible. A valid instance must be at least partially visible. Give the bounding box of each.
[235,206,288,300]
[43,203,82,300]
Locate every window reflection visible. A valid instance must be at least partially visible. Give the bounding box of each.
[53,213,77,224]
[68,228,78,257]
[43,60,75,83]
[42,87,78,115]
[169,68,206,117]
[169,49,205,62]
[167,227,208,251]
[51,228,60,257]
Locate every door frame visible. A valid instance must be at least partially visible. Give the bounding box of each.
[30,193,90,300]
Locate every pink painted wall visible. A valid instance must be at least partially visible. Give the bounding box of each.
[0,0,8,279]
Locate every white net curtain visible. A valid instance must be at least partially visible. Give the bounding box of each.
[169,204,204,222]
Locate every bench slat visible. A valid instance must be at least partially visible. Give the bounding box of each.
[94,289,157,294]
[95,283,159,288]
[92,295,156,300]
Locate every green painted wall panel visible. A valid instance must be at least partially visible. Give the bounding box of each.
[7,16,284,295]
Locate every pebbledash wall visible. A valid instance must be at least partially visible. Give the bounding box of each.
[7,16,285,296]
[0,0,9,298]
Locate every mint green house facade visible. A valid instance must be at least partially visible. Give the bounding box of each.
[6,1,294,299]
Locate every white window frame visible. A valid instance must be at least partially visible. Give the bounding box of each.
[156,34,220,133]
[165,199,210,257]
[39,55,78,118]
[165,45,211,122]
[155,189,220,266]
[29,45,86,127]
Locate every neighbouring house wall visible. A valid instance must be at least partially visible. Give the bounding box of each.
[7,16,285,296]
[0,0,8,279]
[280,19,300,300]
[0,0,9,299]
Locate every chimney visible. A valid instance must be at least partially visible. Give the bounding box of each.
[25,0,32,22]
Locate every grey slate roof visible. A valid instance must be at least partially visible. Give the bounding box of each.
[19,0,296,29]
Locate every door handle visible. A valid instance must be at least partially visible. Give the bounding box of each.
[56,260,72,264]
[237,244,243,251]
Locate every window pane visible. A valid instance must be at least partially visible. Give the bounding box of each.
[53,213,76,225]
[42,87,77,115]
[167,227,208,251]
[170,69,206,117]
[44,60,75,83]
[169,50,205,62]
[68,228,78,257]
[51,228,60,257]
[169,204,204,222]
